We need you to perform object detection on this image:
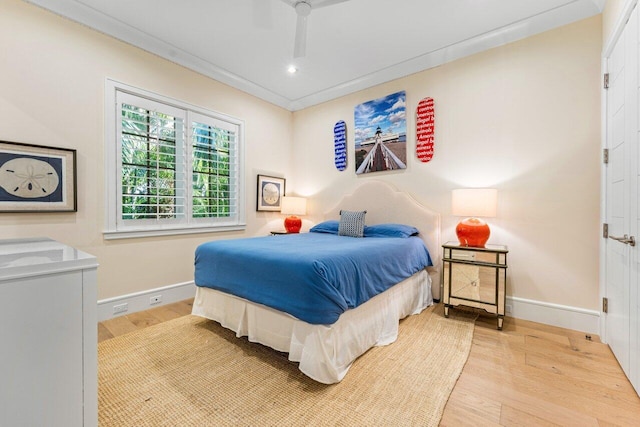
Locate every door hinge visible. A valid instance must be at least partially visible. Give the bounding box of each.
[603,297,609,313]
[604,73,610,89]
[603,223,609,238]
[603,148,609,164]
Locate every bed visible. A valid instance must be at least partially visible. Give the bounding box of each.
[191,181,441,383]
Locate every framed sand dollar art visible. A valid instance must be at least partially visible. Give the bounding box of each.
[0,140,77,212]
[256,174,285,212]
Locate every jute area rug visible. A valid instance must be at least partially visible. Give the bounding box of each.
[98,304,476,426]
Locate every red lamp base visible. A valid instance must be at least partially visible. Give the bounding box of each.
[284,215,302,233]
[456,217,490,247]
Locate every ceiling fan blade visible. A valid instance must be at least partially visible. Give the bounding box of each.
[293,13,308,58]
[311,0,349,9]
[283,0,348,10]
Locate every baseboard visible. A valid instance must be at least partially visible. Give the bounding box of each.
[507,296,601,335]
[97,283,601,335]
[97,281,196,322]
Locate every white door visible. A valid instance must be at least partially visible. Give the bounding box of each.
[632,6,640,392]
[604,5,639,394]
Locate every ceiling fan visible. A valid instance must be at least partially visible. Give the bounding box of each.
[281,0,350,58]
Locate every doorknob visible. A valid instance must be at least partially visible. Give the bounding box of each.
[609,234,636,246]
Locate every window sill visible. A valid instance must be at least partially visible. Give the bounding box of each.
[103,224,246,240]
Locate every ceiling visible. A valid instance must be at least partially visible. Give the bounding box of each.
[26,0,605,111]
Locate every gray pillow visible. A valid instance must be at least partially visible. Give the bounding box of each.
[338,210,367,237]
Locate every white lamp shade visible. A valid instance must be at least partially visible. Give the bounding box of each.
[281,196,307,215]
[452,188,497,218]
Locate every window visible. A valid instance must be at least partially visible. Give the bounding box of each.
[105,80,245,239]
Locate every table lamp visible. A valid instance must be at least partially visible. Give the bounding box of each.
[281,196,307,233]
[451,188,497,247]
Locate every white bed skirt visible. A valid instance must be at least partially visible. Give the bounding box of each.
[191,269,433,384]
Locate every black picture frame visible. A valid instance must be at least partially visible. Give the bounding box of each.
[256,174,285,212]
[0,140,77,212]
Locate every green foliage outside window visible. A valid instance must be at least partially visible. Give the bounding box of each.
[192,123,232,218]
[120,103,234,220]
[121,104,179,219]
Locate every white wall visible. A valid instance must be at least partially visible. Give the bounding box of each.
[0,0,293,300]
[292,16,603,312]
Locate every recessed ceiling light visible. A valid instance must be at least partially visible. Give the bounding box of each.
[287,65,298,74]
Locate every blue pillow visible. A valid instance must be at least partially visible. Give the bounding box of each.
[363,223,419,238]
[310,220,339,234]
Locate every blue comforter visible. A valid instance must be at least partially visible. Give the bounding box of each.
[194,233,432,325]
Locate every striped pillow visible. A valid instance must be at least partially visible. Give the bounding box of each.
[338,210,367,238]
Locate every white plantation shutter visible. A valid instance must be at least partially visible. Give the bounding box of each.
[190,112,240,222]
[117,93,187,224]
[105,81,245,239]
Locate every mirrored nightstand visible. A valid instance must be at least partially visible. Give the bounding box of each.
[442,241,508,329]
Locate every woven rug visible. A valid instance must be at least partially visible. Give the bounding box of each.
[98,304,476,426]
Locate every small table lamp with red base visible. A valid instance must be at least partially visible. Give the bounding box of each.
[451,188,497,248]
[281,196,307,233]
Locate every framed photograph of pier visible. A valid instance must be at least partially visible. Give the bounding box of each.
[0,140,77,212]
[256,174,285,212]
[353,91,407,175]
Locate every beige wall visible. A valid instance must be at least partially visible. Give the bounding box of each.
[292,16,603,310]
[1,0,604,312]
[603,0,628,46]
[0,0,293,299]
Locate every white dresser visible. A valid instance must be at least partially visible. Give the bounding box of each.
[0,238,98,427]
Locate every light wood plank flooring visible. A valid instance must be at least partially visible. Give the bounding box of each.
[99,301,640,426]
[98,299,193,342]
[441,312,640,426]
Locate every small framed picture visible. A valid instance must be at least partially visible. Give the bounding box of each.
[0,140,77,212]
[257,174,285,211]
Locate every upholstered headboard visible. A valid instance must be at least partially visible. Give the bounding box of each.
[323,180,442,300]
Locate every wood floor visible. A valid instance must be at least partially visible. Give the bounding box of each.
[98,299,193,342]
[99,300,640,426]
